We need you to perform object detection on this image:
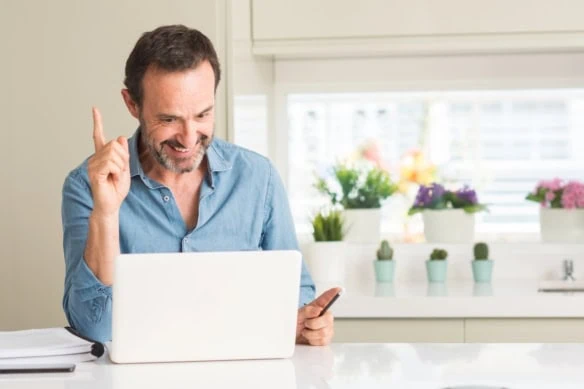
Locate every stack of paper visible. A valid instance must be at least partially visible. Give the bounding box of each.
[0,327,104,365]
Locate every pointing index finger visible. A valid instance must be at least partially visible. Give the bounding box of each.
[92,107,106,152]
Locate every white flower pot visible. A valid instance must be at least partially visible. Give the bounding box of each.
[422,209,475,243]
[540,208,584,243]
[304,241,346,283]
[343,209,381,244]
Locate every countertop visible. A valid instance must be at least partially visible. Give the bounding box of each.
[2,343,583,388]
[316,280,584,318]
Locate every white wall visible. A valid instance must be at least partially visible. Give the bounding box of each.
[0,0,227,330]
[228,0,274,143]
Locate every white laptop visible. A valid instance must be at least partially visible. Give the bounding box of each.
[109,250,301,364]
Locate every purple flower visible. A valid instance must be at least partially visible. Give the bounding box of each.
[413,186,430,207]
[414,183,445,208]
[454,186,478,206]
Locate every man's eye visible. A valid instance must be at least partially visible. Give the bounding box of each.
[199,112,210,119]
[162,117,175,123]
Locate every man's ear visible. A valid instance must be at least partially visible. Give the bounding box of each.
[121,89,140,119]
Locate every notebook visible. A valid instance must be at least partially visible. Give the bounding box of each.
[110,250,302,363]
[0,327,104,365]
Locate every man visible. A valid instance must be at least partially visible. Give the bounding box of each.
[62,25,338,344]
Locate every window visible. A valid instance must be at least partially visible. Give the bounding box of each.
[286,89,584,240]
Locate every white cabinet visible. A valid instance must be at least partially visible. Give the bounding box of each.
[465,319,584,343]
[334,319,464,343]
[335,318,584,343]
[251,0,584,57]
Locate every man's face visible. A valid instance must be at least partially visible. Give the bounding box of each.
[137,61,215,174]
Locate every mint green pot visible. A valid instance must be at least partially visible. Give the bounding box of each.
[472,259,493,283]
[374,260,395,282]
[426,260,447,283]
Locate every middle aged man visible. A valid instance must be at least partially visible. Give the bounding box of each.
[62,25,339,344]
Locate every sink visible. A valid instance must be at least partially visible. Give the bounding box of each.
[538,280,584,292]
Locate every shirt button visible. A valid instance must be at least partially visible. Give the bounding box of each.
[183,237,189,244]
[163,195,170,202]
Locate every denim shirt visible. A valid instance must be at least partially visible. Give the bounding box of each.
[61,130,315,343]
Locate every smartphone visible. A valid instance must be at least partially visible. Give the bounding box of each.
[318,288,344,317]
[0,364,76,374]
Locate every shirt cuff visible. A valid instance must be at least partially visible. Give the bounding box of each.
[71,257,113,301]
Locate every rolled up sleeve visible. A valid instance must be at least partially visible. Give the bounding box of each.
[260,163,316,306]
[62,171,112,342]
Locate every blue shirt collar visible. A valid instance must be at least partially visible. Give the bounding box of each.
[128,129,232,182]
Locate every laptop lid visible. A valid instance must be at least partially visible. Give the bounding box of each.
[110,250,301,363]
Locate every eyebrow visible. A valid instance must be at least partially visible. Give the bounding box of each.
[197,105,214,116]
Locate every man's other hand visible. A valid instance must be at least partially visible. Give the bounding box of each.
[296,287,341,346]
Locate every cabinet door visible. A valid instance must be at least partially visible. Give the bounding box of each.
[252,0,584,41]
[465,319,584,342]
[334,319,464,343]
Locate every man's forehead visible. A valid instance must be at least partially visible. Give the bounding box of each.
[141,66,215,112]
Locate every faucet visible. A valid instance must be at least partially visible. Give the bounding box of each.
[563,259,576,281]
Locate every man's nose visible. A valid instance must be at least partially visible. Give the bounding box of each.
[179,120,201,146]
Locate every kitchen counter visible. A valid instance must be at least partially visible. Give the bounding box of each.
[317,280,584,318]
[2,343,583,388]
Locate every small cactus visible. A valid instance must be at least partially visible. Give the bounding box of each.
[474,242,489,260]
[377,240,393,260]
[430,248,448,260]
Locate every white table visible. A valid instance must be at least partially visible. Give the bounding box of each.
[2,343,584,388]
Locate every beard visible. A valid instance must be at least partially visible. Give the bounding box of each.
[139,119,214,174]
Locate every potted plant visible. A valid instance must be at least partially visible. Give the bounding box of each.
[472,242,493,283]
[526,178,584,243]
[373,240,395,282]
[316,163,397,243]
[408,183,488,243]
[304,208,347,283]
[426,248,448,283]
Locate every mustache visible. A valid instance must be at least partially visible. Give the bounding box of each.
[162,135,209,149]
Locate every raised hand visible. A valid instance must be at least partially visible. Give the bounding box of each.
[87,107,131,217]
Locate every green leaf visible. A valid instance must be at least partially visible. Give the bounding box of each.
[311,209,345,241]
[463,204,489,214]
[408,207,423,216]
[526,193,543,203]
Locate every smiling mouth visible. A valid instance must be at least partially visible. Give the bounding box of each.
[162,135,209,156]
[163,140,194,154]
[168,144,190,153]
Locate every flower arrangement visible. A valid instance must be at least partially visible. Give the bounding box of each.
[526,178,584,209]
[408,183,488,215]
[315,162,398,209]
